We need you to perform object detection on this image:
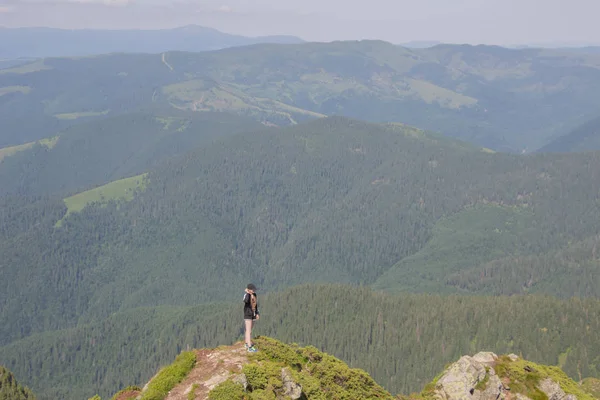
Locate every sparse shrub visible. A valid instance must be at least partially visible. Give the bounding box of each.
[207,380,245,400]
[111,386,142,400]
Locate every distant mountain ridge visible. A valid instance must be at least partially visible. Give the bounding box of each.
[3,40,600,151]
[0,25,304,58]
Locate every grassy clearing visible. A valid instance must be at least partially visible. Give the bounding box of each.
[55,110,109,120]
[406,78,478,109]
[163,79,323,124]
[56,173,148,227]
[0,136,59,162]
[0,142,36,162]
[140,351,196,400]
[0,60,50,74]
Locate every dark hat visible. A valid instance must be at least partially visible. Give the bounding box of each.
[247,283,257,291]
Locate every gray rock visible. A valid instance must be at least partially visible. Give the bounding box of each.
[476,374,504,400]
[281,368,303,400]
[508,354,519,361]
[539,378,568,400]
[472,352,498,367]
[435,356,487,400]
[232,373,248,391]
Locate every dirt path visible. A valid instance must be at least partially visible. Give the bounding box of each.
[161,53,174,71]
[165,342,248,400]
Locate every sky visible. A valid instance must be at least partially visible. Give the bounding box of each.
[0,0,599,46]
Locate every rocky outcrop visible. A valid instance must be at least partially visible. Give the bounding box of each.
[281,368,303,399]
[539,378,577,400]
[434,352,503,400]
[431,352,591,400]
[123,337,393,400]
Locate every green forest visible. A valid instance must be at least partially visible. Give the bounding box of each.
[2,37,600,400]
[2,285,600,399]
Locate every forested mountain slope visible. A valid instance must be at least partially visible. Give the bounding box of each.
[0,109,261,197]
[2,285,600,400]
[539,115,600,153]
[2,117,600,349]
[2,41,600,150]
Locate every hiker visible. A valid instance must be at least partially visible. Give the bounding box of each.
[243,283,260,352]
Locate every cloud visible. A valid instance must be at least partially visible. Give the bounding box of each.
[217,4,232,13]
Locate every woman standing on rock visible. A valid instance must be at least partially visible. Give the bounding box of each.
[243,283,260,352]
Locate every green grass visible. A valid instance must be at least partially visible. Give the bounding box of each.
[55,110,109,120]
[558,348,571,369]
[0,60,51,74]
[56,173,148,226]
[163,80,323,124]
[187,384,200,400]
[140,351,196,400]
[0,136,59,162]
[406,78,478,109]
[0,85,31,96]
[0,142,36,162]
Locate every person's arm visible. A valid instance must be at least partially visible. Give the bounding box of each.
[243,292,251,303]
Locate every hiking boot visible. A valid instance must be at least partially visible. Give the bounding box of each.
[247,345,258,353]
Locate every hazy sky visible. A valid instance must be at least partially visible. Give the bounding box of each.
[0,0,599,45]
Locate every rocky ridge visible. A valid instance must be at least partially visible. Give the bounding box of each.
[102,340,599,400]
[425,352,595,400]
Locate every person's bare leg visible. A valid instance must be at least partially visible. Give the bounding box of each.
[245,319,252,346]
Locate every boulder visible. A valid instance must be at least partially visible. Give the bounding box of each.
[472,352,498,367]
[281,368,303,400]
[232,373,248,391]
[538,378,575,400]
[435,355,487,400]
